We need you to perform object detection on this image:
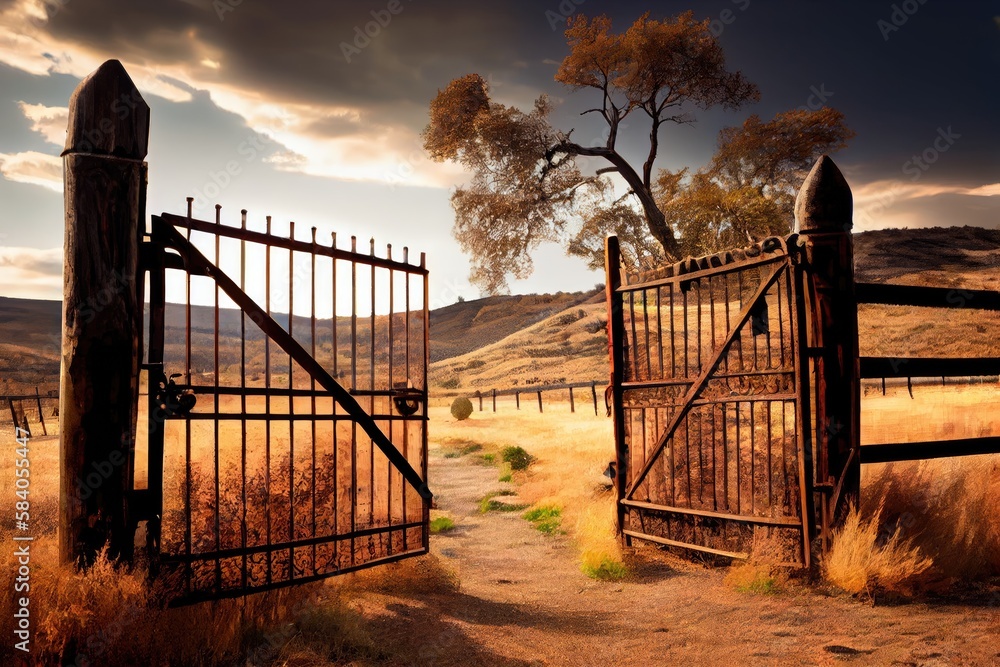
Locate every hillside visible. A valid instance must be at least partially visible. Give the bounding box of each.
[1,226,997,396]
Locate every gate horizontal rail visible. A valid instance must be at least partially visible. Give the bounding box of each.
[861,436,1000,464]
[856,282,1000,310]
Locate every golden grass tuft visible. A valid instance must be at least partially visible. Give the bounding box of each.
[825,503,933,596]
[723,563,786,595]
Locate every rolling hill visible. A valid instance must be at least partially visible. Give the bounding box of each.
[1,226,998,396]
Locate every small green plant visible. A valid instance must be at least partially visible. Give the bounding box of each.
[443,451,460,459]
[478,490,525,513]
[481,453,495,465]
[523,505,562,534]
[724,564,783,595]
[498,463,512,482]
[581,555,628,581]
[429,517,456,534]
[500,445,534,471]
[460,443,482,455]
[450,396,474,420]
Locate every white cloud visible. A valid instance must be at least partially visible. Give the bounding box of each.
[964,183,1000,197]
[18,101,68,145]
[0,151,62,191]
[851,178,1000,232]
[0,1,464,189]
[0,245,62,299]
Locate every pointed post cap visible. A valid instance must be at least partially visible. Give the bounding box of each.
[794,155,853,233]
[64,60,149,160]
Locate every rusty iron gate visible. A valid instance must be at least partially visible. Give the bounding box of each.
[132,202,431,605]
[605,235,814,566]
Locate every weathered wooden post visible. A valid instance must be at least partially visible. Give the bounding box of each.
[59,60,149,566]
[492,388,497,412]
[794,155,860,554]
[605,237,628,541]
[591,380,598,416]
[536,390,543,413]
[568,386,575,413]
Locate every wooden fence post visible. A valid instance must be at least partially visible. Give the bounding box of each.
[515,391,520,409]
[476,390,483,411]
[568,387,575,413]
[492,388,497,412]
[8,399,17,433]
[794,155,860,554]
[59,60,149,566]
[34,388,47,436]
[537,391,543,413]
[591,380,598,416]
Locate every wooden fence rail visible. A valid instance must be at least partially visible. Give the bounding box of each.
[472,380,607,415]
[2,388,57,437]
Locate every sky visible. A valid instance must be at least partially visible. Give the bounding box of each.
[0,0,997,308]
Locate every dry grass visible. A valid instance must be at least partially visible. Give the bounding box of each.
[825,503,933,597]
[429,400,625,578]
[827,383,1000,595]
[0,427,442,666]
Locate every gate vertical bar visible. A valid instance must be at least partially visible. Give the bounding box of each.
[146,216,166,570]
[60,60,149,565]
[604,236,628,540]
[794,155,859,554]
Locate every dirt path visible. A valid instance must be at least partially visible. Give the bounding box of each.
[356,446,1000,666]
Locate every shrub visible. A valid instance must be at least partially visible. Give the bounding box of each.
[523,505,562,534]
[478,490,525,513]
[465,359,486,369]
[429,517,456,534]
[440,377,460,389]
[581,554,628,581]
[724,564,785,595]
[450,397,473,420]
[500,445,534,471]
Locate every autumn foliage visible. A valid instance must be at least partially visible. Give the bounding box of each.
[424,11,853,292]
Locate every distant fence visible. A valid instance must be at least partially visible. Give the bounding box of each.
[469,380,608,415]
[2,388,57,437]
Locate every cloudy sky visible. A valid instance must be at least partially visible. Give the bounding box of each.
[0,0,997,306]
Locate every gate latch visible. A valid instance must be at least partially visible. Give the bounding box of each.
[153,370,197,417]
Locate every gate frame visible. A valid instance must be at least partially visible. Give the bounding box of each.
[605,155,860,564]
[59,61,433,593]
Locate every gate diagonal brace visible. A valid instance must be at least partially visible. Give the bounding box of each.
[624,259,788,501]
[152,215,432,501]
